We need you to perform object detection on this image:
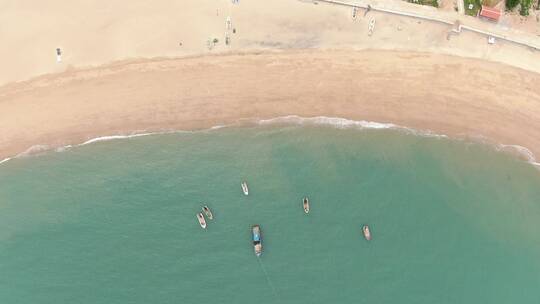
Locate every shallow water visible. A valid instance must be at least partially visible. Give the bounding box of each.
[1,124,539,303]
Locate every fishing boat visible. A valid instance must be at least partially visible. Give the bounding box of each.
[202,206,213,220]
[197,213,207,229]
[303,197,310,214]
[252,225,262,257]
[241,181,249,196]
[363,225,371,240]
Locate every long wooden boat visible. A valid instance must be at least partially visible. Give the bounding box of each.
[252,225,262,256]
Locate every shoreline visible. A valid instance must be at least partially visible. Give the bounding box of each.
[1,50,540,168]
[1,115,539,169]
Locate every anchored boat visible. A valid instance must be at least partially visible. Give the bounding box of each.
[197,213,207,229]
[241,181,249,196]
[252,225,262,257]
[202,206,213,220]
[303,197,310,214]
[362,225,371,240]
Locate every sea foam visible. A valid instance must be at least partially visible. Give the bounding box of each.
[80,133,156,145]
[497,144,540,168]
[256,115,448,138]
[15,145,50,158]
[257,115,397,129]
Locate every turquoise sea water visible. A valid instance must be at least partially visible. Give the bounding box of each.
[1,123,540,303]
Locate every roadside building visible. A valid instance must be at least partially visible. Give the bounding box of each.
[478,5,502,22]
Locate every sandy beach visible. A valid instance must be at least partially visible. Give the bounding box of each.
[1,0,539,163]
[1,50,539,162]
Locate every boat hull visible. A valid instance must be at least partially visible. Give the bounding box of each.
[197,213,207,229]
[252,225,262,256]
[363,225,371,240]
[241,182,249,196]
[303,197,310,214]
[202,206,213,220]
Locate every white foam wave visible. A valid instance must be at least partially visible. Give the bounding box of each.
[16,145,50,158]
[497,144,540,168]
[0,127,223,166]
[55,145,73,153]
[258,115,396,129]
[80,133,156,145]
[257,115,448,138]
[209,125,226,130]
[259,115,349,127]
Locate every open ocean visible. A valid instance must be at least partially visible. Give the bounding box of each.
[1,120,540,303]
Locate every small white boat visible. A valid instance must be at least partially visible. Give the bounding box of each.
[202,206,213,220]
[241,181,249,196]
[362,225,371,240]
[303,197,310,214]
[197,212,207,229]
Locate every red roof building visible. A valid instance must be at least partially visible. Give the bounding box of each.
[479,6,502,21]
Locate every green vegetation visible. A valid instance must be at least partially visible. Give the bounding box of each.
[506,0,533,16]
[464,0,482,16]
[519,0,532,15]
[506,0,520,9]
[410,0,534,18]
[482,0,499,5]
[408,0,439,8]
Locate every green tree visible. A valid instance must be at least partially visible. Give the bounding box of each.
[519,0,531,15]
[506,0,520,9]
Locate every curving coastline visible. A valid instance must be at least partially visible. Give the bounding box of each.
[1,114,538,169]
[0,50,539,166]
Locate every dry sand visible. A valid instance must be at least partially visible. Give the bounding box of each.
[1,50,539,162]
[2,0,540,86]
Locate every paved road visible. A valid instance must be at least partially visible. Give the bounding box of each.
[309,0,540,50]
